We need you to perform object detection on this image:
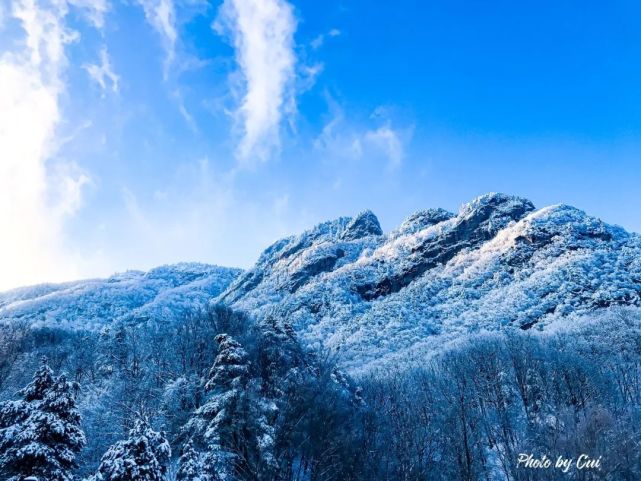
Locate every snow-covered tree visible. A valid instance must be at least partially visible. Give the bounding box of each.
[255,317,306,393]
[0,357,86,481]
[87,417,170,481]
[183,333,251,480]
[204,334,251,392]
[176,439,210,481]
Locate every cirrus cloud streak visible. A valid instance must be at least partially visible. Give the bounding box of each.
[215,0,297,165]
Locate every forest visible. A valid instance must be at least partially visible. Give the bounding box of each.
[1,305,640,480]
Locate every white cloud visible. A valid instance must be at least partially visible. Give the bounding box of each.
[84,47,119,94]
[68,0,109,29]
[136,0,177,78]
[214,0,297,164]
[0,0,91,290]
[314,99,408,169]
[311,27,340,50]
[364,124,404,168]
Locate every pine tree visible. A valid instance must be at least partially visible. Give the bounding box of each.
[253,317,307,476]
[0,357,86,481]
[181,331,293,480]
[249,399,278,480]
[87,417,171,481]
[184,333,251,481]
[204,334,250,391]
[176,439,210,481]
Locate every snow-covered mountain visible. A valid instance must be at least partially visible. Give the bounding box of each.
[2,193,640,372]
[219,193,641,371]
[2,193,640,480]
[0,263,241,330]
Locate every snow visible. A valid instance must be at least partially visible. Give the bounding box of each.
[0,263,241,330]
[1,193,639,375]
[220,193,641,372]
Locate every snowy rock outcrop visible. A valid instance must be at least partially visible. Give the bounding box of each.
[219,193,641,371]
[1,193,639,372]
[340,210,384,241]
[394,208,454,236]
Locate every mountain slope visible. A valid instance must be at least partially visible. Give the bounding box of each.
[219,193,641,371]
[1,193,639,372]
[1,193,639,480]
[0,263,241,330]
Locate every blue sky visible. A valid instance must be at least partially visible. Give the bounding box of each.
[1,0,640,289]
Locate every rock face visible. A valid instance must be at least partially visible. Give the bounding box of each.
[220,193,641,371]
[395,208,454,236]
[340,210,384,241]
[218,215,381,306]
[357,194,536,300]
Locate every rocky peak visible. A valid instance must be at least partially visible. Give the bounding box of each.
[340,210,383,241]
[214,193,641,368]
[458,193,535,227]
[355,194,536,301]
[397,208,454,236]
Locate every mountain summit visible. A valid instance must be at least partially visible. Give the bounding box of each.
[220,193,640,370]
[1,193,639,371]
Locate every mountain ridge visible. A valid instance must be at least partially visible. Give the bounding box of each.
[219,192,640,370]
[0,263,241,330]
[1,193,639,372]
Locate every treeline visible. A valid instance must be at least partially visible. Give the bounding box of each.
[0,307,640,480]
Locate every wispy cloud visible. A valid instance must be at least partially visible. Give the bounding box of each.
[214,0,297,164]
[68,0,109,29]
[0,0,92,290]
[136,0,177,78]
[311,27,340,50]
[84,47,119,94]
[314,97,410,169]
[299,62,323,92]
[364,125,404,168]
